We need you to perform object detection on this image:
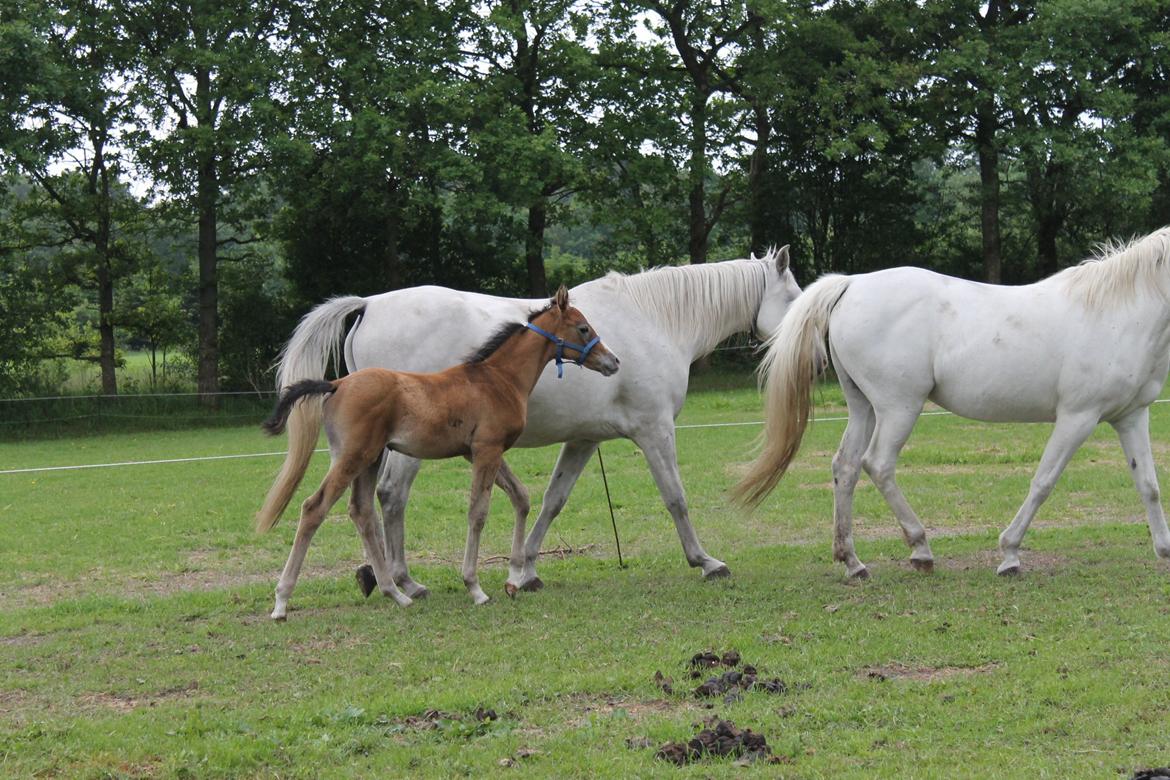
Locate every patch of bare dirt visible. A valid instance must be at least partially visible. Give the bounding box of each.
[925,549,1071,573]
[570,694,698,727]
[860,661,999,683]
[77,681,200,713]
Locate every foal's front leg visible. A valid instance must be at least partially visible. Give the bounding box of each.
[490,460,532,596]
[463,448,503,605]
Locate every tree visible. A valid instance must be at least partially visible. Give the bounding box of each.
[923,0,1035,283]
[0,0,146,394]
[120,0,286,402]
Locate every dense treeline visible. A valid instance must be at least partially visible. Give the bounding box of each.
[1,0,1168,397]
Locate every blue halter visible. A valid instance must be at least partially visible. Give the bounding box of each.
[523,322,600,379]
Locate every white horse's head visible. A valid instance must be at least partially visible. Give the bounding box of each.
[753,245,801,339]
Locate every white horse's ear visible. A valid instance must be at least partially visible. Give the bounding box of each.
[776,245,790,272]
[554,285,569,311]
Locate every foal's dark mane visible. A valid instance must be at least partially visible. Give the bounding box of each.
[463,301,555,364]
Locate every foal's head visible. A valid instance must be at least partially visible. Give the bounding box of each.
[529,286,620,376]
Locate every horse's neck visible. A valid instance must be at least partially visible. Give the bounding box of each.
[601,259,765,359]
[480,332,555,399]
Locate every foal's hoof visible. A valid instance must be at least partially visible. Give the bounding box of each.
[703,565,732,580]
[271,611,287,622]
[356,565,377,598]
[996,563,1021,577]
[504,582,519,599]
[519,577,544,592]
[849,566,870,581]
[910,558,935,573]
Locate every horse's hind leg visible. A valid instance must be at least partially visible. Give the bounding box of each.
[363,452,428,599]
[518,440,598,590]
[832,370,876,578]
[490,460,532,596]
[636,425,729,579]
[272,468,350,621]
[997,411,1098,575]
[862,405,935,572]
[463,448,503,605]
[1112,407,1170,561]
[350,461,412,607]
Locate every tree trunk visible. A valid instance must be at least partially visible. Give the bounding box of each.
[96,255,117,396]
[526,198,549,297]
[195,66,219,406]
[975,99,1002,284]
[688,90,709,265]
[747,101,771,256]
[384,176,401,290]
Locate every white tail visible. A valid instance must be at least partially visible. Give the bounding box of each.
[256,297,366,531]
[734,274,852,507]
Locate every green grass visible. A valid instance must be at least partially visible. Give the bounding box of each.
[2,379,1169,777]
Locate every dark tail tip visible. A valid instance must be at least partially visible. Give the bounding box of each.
[262,379,335,435]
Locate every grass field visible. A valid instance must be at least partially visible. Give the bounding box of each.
[2,375,1169,777]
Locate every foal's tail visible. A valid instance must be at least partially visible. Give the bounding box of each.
[256,379,337,532]
[257,296,367,533]
[734,274,853,508]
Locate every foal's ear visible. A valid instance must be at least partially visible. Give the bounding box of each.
[775,245,790,273]
[554,285,570,311]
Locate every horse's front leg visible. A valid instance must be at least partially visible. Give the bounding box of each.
[635,426,730,579]
[1111,407,1170,562]
[998,412,1098,575]
[491,460,532,596]
[517,440,598,591]
[463,448,503,605]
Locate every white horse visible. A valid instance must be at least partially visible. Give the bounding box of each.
[737,227,1170,578]
[275,248,801,596]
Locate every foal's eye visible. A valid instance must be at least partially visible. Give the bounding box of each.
[577,324,590,337]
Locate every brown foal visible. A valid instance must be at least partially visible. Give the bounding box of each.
[256,287,619,619]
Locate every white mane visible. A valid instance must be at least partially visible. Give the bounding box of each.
[593,251,778,356]
[1054,226,1170,310]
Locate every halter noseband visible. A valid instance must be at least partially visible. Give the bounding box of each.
[523,322,600,379]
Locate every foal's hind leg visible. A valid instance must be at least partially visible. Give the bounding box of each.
[832,371,877,578]
[862,405,935,572]
[350,461,412,608]
[997,411,1098,575]
[489,460,532,596]
[272,468,351,621]
[1112,407,1170,561]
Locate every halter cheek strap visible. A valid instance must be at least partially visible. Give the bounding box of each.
[523,322,600,379]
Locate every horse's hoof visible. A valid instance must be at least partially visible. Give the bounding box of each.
[396,594,414,608]
[849,566,870,580]
[910,558,934,573]
[504,582,519,599]
[403,583,429,599]
[356,565,377,598]
[703,565,732,580]
[271,612,287,622]
[519,577,544,592]
[997,563,1020,577]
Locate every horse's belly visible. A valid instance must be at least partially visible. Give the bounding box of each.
[928,382,1057,423]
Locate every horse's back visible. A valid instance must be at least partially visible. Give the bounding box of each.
[830,268,1073,422]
